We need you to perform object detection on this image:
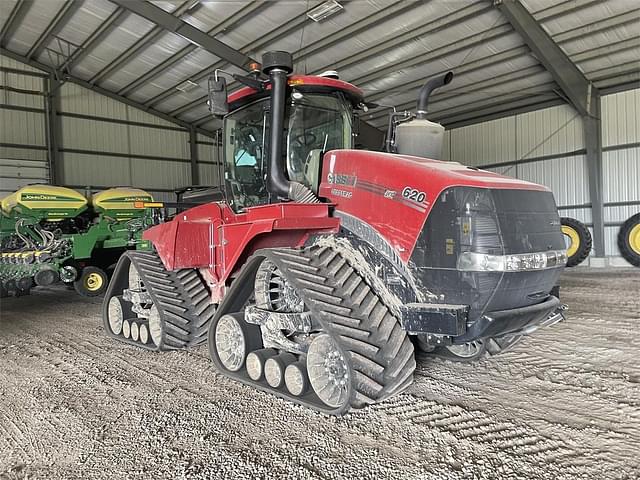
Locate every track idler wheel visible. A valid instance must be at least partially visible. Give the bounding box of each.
[211,313,262,372]
[306,334,350,408]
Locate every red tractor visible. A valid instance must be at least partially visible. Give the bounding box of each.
[103,51,566,414]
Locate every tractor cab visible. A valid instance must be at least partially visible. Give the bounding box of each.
[211,57,364,213]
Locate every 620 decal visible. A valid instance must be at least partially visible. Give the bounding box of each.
[402,186,427,204]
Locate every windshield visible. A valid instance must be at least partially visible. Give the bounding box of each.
[223,99,269,211]
[223,93,352,212]
[286,93,352,189]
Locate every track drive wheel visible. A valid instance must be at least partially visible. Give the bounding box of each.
[74,266,108,297]
[618,213,640,267]
[208,246,416,414]
[561,217,592,267]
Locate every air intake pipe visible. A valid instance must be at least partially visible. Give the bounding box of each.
[393,71,454,159]
[263,51,293,200]
[415,71,453,119]
[262,51,320,203]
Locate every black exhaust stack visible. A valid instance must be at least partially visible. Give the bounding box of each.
[415,71,453,119]
[262,51,293,200]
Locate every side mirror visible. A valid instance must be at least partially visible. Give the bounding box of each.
[208,76,228,116]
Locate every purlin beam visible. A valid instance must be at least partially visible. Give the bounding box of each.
[0,47,215,139]
[0,0,33,47]
[26,0,81,60]
[117,0,268,97]
[110,0,258,72]
[60,7,128,72]
[88,0,197,86]
[145,0,414,110]
[173,1,489,117]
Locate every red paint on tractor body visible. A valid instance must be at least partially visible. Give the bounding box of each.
[318,149,549,262]
[143,202,339,298]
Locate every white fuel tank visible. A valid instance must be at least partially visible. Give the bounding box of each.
[395,118,445,159]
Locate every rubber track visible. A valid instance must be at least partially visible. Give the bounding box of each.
[210,245,416,414]
[103,251,215,351]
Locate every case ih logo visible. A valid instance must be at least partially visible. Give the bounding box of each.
[327,173,357,186]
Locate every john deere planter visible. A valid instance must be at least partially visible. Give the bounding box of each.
[0,185,155,298]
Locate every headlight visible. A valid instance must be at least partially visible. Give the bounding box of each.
[457,250,567,272]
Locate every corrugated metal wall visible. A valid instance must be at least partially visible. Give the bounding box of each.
[444,88,640,259]
[59,82,192,194]
[601,89,639,257]
[1,53,220,203]
[0,54,49,195]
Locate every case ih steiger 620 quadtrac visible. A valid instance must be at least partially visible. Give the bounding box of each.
[104,51,567,414]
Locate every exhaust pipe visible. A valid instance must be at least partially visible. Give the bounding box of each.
[415,71,453,119]
[262,51,293,200]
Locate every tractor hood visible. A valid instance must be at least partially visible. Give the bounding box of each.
[318,149,556,263]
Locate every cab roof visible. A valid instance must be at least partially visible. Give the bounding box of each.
[228,75,364,110]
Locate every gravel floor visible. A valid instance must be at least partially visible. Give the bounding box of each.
[0,268,638,480]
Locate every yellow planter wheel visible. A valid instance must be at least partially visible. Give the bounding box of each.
[617,213,640,267]
[74,266,108,297]
[560,217,592,267]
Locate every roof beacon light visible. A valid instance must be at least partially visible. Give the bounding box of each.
[307,0,343,22]
[319,70,339,79]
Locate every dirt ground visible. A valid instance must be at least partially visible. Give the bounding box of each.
[0,268,638,480]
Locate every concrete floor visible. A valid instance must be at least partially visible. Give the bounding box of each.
[0,269,638,480]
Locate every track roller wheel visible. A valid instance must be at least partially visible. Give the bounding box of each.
[130,322,140,342]
[285,361,309,397]
[245,349,278,381]
[139,323,149,345]
[122,320,131,339]
[265,353,297,389]
[75,266,108,297]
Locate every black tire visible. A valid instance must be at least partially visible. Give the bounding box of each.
[561,217,592,267]
[74,266,108,297]
[618,213,640,267]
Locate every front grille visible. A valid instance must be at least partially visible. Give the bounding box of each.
[409,187,564,323]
